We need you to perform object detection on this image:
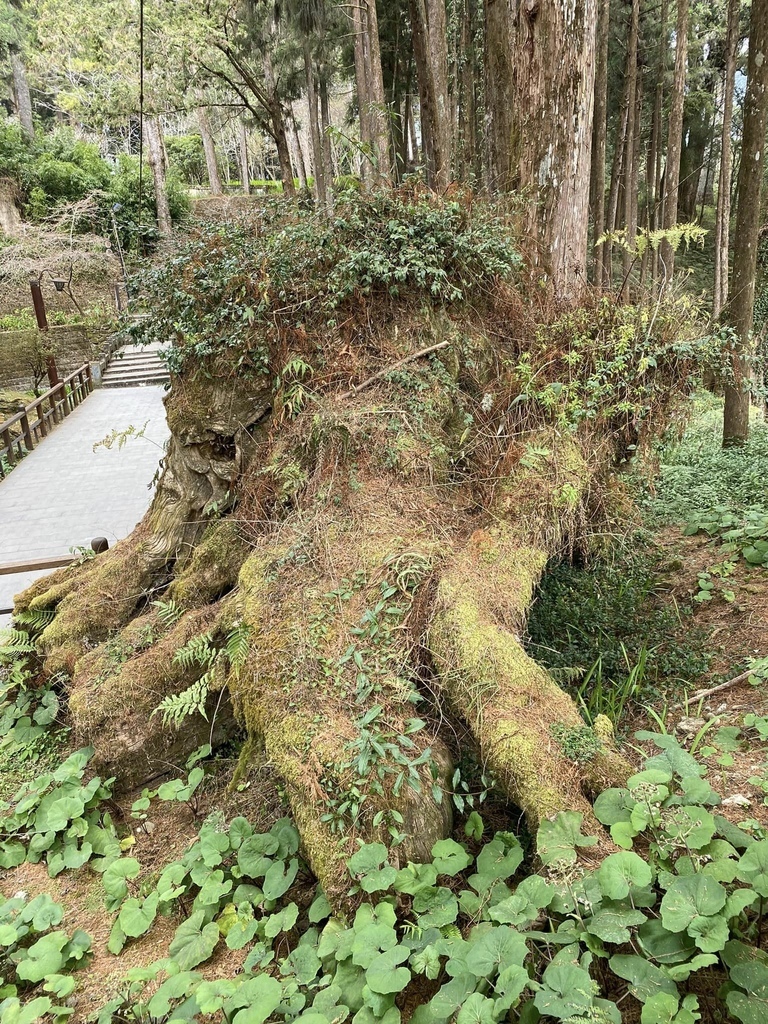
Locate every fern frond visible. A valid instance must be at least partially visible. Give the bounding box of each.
[173,632,216,670]
[0,629,37,657]
[549,666,586,684]
[152,676,211,729]
[226,622,252,675]
[13,609,55,633]
[153,599,184,630]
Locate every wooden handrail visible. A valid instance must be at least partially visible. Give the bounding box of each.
[0,363,93,478]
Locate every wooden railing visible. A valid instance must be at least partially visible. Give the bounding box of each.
[0,364,93,479]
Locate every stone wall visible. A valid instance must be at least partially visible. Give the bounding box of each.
[0,325,112,392]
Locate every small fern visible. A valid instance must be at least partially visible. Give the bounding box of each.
[153,598,184,630]
[173,632,217,671]
[152,676,211,728]
[12,608,55,633]
[0,628,37,658]
[225,622,251,676]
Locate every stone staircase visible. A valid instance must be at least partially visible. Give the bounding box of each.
[102,342,170,389]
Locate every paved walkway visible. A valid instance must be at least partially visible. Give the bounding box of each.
[0,386,169,622]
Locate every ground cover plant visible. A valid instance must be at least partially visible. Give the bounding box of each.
[6,645,768,1024]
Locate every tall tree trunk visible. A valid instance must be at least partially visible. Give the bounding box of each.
[272,114,296,194]
[407,92,419,166]
[10,50,34,138]
[660,0,689,279]
[649,0,670,284]
[303,42,328,209]
[144,116,172,238]
[590,0,610,285]
[723,0,768,446]
[409,0,451,189]
[351,0,372,183]
[363,0,392,184]
[678,91,714,220]
[714,0,739,319]
[289,110,309,191]
[197,106,223,195]
[319,76,335,196]
[605,86,630,289]
[239,121,251,195]
[622,0,641,291]
[457,0,478,181]
[484,0,515,191]
[508,0,597,295]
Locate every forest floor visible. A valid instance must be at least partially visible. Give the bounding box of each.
[3,392,768,1020]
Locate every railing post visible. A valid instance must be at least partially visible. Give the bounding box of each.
[38,396,48,438]
[20,411,34,453]
[2,427,15,466]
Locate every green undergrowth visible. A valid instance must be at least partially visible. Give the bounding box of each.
[9,628,768,1023]
[650,394,768,522]
[526,546,710,725]
[129,189,521,376]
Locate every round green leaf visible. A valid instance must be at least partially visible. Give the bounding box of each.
[598,851,653,900]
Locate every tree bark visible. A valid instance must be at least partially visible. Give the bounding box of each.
[649,0,669,285]
[409,0,451,189]
[723,0,768,446]
[239,121,251,195]
[197,106,223,195]
[484,0,515,191]
[622,0,641,291]
[10,50,34,138]
[660,0,690,279]
[289,110,309,191]
[714,0,739,319]
[302,42,328,210]
[319,76,335,196]
[590,0,610,285]
[509,0,598,296]
[144,116,172,238]
[679,103,712,221]
[351,0,372,184]
[363,0,392,184]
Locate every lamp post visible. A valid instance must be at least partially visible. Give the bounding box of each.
[29,267,85,388]
[28,273,59,388]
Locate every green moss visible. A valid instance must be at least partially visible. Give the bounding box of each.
[169,519,250,608]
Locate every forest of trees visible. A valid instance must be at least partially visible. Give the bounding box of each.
[4,2,768,445]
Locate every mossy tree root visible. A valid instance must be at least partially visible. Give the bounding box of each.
[224,546,453,900]
[430,433,632,834]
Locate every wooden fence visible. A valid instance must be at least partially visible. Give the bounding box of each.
[0,364,93,479]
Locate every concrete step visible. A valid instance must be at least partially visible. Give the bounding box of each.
[102,345,170,388]
[102,370,170,387]
[102,377,170,389]
[103,364,169,377]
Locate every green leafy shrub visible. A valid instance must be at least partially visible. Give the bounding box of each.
[0,746,119,874]
[129,189,521,374]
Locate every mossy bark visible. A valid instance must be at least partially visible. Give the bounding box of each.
[15,351,631,895]
[430,434,631,832]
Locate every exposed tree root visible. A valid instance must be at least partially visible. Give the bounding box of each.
[430,433,632,834]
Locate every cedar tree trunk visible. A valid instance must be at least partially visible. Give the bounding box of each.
[723,0,768,446]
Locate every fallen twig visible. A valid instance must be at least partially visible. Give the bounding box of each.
[688,669,754,703]
[337,340,450,400]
